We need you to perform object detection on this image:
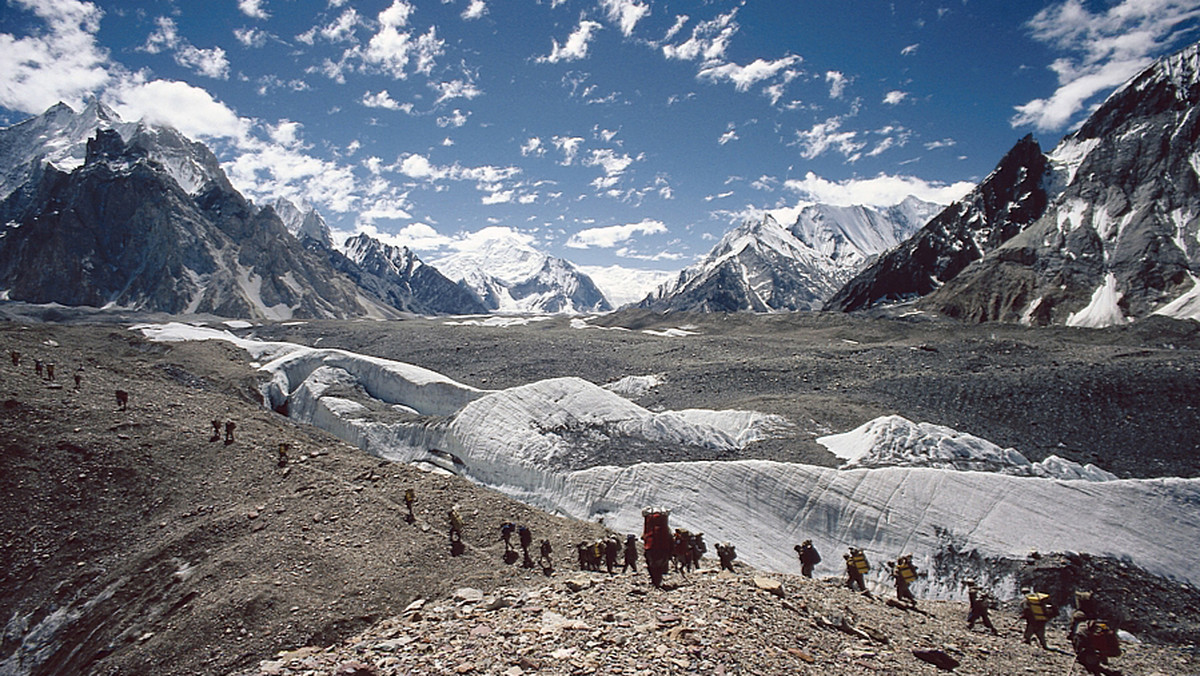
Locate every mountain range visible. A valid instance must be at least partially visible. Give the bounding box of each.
[829,41,1200,327]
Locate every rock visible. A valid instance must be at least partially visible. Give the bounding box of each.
[786,647,815,663]
[454,587,484,603]
[564,577,593,592]
[333,661,378,676]
[753,576,784,598]
[403,598,426,614]
[912,648,960,671]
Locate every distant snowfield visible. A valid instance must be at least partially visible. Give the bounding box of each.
[137,322,1200,596]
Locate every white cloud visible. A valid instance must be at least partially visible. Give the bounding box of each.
[430,77,481,102]
[362,1,443,79]
[537,20,603,63]
[443,225,539,254]
[662,14,689,42]
[436,108,468,127]
[662,8,737,61]
[346,221,453,251]
[782,171,974,208]
[924,138,956,150]
[268,119,304,148]
[112,79,245,139]
[462,0,487,20]
[901,43,920,56]
[361,89,413,112]
[566,218,667,248]
[697,55,801,91]
[0,0,111,113]
[481,189,514,204]
[825,71,847,98]
[1013,0,1200,131]
[552,135,584,164]
[308,8,362,43]
[718,129,738,145]
[883,90,908,105]
[234,26,270,48]
[600,0,650,37]
[398,153,521,191]
[521,137,545,156]
[144,17,230,79]
[794,116,864,161]
[238,0,269,20]
[584,148,638,175]
[379,0,415,28]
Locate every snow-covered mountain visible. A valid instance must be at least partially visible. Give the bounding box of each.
[140,323,1200,599]
[831,40,1200,326]
[0,104,395,320]
[639,198,940,312]
[272,197,335,250]
[825,136,1050,313]
[434,234,611,314]
[333,234,489,315]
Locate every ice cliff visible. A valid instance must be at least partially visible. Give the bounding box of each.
[138,323,1200,599]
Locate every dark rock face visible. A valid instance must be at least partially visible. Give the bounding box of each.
[329,234,489,316]
[0,129,387,319]
[826,135,1050,313]
[927,43,1200,325]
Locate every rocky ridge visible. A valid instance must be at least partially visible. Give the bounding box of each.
[242,562,1197,676]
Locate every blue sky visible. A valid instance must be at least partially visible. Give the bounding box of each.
[3,0,1199,277]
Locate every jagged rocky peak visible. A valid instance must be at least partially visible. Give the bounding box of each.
[643,197,939,313]
[922,39,1200,326]
[272,196,334,249]
[825,135,1050,313]
[344,232,421,273]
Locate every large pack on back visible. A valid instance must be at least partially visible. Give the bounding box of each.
[897,561,917,584]
[1025,593,1053,621]
[850,550,869,574]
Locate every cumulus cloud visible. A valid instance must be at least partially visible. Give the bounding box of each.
[662,7,737,61]
[0,0,112,113]
[143,17,230,79]
[901,43,920,56]
[238,0,269,20]
[600,0,650,37]
[462,0,487,20]
[431,77,481,102]
[782,171,974,207]
[1012,0,1200,131]
[698,55,801,91]
[883,90,908,105]
[718,129,738,145]
[436,108,468,127]
[825,71,847,98]
[584,148,639,175]
[112,79,245,139]
[397,153,521,191]
[566,218,667,248]
[794,116,865,161]
[234,26,270,48]
[521,137,545,156]
[537,20,603,63]
[361,89,412,112]
[924,138,956,150]
[553,135,584,164]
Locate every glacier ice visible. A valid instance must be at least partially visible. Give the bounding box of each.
[137,323,1200,598]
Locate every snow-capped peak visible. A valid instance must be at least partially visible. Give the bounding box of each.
[273,197,335,249]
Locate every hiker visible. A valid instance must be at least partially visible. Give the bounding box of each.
[224,420,236,444]
[622,534,638,573]
[795,540,820,578]
[1019,587,1055,648]
[576,542,590,571]
[690,532,706,569]
[1072,618,1123,675]
[518,525,533,567]
[539,539,553,573]
[115,389,128,410]
[716,542,737,572]
[45,363,54,380]
[9,350,18,366]
[34,359,42,377]
[211,420,222,441]
[673,529,692,575]
[642,508,673,588]
[892,554,919,607]
[965,580,999,635]
[277,443,289,467]
[845,548,869,592]
[499,521,516,551]
[1068,590,1100,640]
[448,507,464,544]
[73,373,81,389]
[604,537,619,574]
[404,488,415,523]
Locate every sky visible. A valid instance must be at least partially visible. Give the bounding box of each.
[2,0,1200,281]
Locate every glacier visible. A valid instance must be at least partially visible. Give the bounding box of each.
[137,323,1200,599]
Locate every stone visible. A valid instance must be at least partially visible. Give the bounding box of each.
[565,577,592,593]
[454,587,484,603]
[753,577,784,598]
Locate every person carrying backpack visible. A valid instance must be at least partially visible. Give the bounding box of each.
[795,540,820,578]
[622,534,638,573]
[965,580,999,635]
[1019,587,1055,648]
[1072,618,1122,675]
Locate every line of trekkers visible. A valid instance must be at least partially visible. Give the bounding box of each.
[440,499,1124,675]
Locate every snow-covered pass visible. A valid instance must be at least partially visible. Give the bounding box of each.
[138,323,1200,599]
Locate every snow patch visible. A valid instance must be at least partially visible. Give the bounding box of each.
[1066,273,1130,328]
[642,326,700,338]
[1152,273,1200,323]
[603,374,664,399]
[1019,296,1043,326]
[443,315,553,328]
[222,320,253,329]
